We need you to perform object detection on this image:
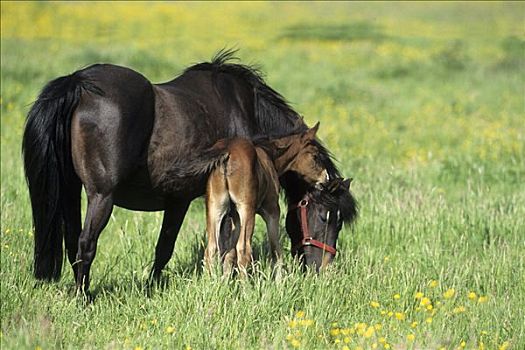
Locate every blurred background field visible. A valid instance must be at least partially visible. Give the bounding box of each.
[1,2,524,350]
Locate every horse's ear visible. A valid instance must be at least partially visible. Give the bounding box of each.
[302,121,320,141]
[341,178,352,190]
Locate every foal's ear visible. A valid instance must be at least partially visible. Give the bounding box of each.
[302,121,320,141]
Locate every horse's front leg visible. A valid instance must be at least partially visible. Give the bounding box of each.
[150,199,191,281]
[260,198,282,263]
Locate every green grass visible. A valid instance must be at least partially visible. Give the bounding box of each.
[1,2,524,349]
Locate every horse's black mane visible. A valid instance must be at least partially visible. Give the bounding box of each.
[310,179,359,224]
[185,48,341,179]
[186,49,306,137]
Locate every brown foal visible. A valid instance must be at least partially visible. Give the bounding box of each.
[204,123,327,274]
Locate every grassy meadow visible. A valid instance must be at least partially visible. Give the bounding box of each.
[1,2,524,349]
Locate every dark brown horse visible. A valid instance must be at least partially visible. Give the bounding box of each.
[22,50,357,292]
[286,178,357,271]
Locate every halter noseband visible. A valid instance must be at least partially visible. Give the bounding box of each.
[289,195,337,256]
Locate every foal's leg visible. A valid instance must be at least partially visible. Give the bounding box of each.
[76,192,113,293]
[205,171,229,273]
[150,200,191,281]
[235,203,256,275]
[222,212,240,276]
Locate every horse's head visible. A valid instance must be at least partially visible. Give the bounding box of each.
[286,178,358,272]
[272,122,328,185]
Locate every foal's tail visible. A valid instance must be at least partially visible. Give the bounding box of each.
[170,144,230,179]
[22,71,102,281]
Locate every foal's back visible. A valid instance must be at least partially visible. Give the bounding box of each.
[210,138,277,209]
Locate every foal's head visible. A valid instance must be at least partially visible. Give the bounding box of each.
[270,122,328,185]
[286,178,358,271]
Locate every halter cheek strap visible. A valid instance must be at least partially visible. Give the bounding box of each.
[290,196,337,256]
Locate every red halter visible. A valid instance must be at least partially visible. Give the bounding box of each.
[290,195,337,256]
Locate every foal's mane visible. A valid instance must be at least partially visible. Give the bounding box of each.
[185,48,341,179]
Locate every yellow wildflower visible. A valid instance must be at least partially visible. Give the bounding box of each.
[384,256,390,262]
[429,280,439,288]
[330,328,340,336]
[290,339,301,348]
[443,288,455,299]
[344,337,351,343]
[134,347,143,350]
[342,346,350,350]
[387,311,393,317]
[478,341,485,350]
[420,297,431,306]
[150,319,158,326]
[335,339,341,344]
[185,346,192,350]
[499,341,510,350]
[299,319,313,327]
[468,292,477,300]
[289,320,297,328]
[415,292,424,299]
[165,326,175,334]
[295,310,305,319]
[331,322,338,327]
[356,322,366,329]
[355,346,364,350]
[286,334,293,341]
[411,321,418,328]
[341,328,351,335]
[370,301,380,308]
[453,306,466,314]
[426,304,433,311]
[460,340,466,347]
[393,293,401,300]
[380,310,387,316]
[363,326,375,338]
[372,343,378,349]
[426,317,433,324]
[378,337,386,344]
[478,296,488,303]
[374,323,382,331]
[384,344,391,349]
[407,334,415,342]
[395,312,405,321]
[35,347,42,350]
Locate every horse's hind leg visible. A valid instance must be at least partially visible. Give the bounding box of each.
[63,179,82,278]
[76,191,113,293]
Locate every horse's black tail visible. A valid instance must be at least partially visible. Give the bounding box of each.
[22,71,102,281]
